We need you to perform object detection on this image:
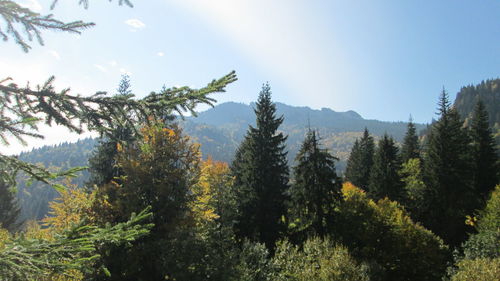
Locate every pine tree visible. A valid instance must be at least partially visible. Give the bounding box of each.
[0,176,20,232]
[469,100,499,202]
[401,116,421,163]
[289,130,342,238]
[423,89,475,246]
[232,83,289,250]
[345,128,374,190]
[368,134,403,201]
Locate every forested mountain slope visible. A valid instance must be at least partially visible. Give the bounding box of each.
[454,78,500,146]
[16,102,423,221]
[16,139,94,221]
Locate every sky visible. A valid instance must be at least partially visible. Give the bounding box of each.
[2,0,500,154]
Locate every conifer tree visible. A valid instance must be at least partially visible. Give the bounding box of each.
[87,75,136,187]
[423,89,475,246]
[0,176,20,232]
[91,122,201,280]
[232,83,289,250]
[469,100,499,202]
[345,128,374,190]
[289,130,342,238]
[368,134,403,201]
[401,116,421,163]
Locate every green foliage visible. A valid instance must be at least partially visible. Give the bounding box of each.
[0,207,152,280]
[235,240,274,281]
[336,183,449,281]
[368,134,403,201]
[116,74,132,96]
[0,0,94,52]
[187,159,240,280]
[345,128,374,189]
[399,158,428,222]
[462,185,500,260]
[454,78,500,130]
[289,129,342,238]
[0,173,20,232]
[0,70,236,188]
[15,138,94,221]
[401,117,421,163]
[232,83,289,250]
[469,100,499,202]
[423,89,475,246]
[450,258,500,281]
[272,237,370,281]
[90,122,203,280]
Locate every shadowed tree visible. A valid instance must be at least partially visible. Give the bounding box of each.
[401,116,421,163]
[345,128,374,190]
[423,89,475,246]
[469,100,499,202]
[289,129,342,239]
[232,83,289,250]
[368,134,403,201]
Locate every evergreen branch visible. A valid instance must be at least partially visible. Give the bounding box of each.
[0,71,236,187]
[51,0,134,10]
[0,153,86,188]
[0,207,153,280]
[0,0,94,52]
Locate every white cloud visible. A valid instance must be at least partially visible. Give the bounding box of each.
[48,50,60,60]
[19,0,42,12]
[94,64,107,72]
[109,60,118,67]
[125,19,146,30]
[157,52,165,57]
[119,68,132,75]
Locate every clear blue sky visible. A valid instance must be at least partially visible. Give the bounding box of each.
[2,0,500,153]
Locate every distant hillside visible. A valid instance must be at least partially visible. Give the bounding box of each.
[16,102,425,221]
[184,102,425,165]
[16,138,94,221]
[454,78,500,127]
[454,78,500,146]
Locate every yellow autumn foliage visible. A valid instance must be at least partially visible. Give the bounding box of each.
[190,157,233,226]
[43,185,96,232]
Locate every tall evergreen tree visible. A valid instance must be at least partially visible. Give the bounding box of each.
[232,83,289,250]
[88,75,136,187]
[469,100,499,202]
[423,89,474,246]
[0,176,20,232]
[289,130,342,238]
[117,74,132,96]
[401,116,421,163]
[345,128,374,190]
[368,134,403,201]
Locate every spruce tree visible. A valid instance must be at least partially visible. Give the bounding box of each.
[289,130,342,238]
[469,100,499,202]
[232,83,289,250]
[0,176,20,232]
[401,116,421,163]
[423,89,474,246]
[88,75,136,187]
[368,134,403,201]
[345,128,374,190]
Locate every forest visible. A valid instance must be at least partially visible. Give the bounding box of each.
[1,1,499,281]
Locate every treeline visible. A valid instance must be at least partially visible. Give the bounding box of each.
[1,82,499,281]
